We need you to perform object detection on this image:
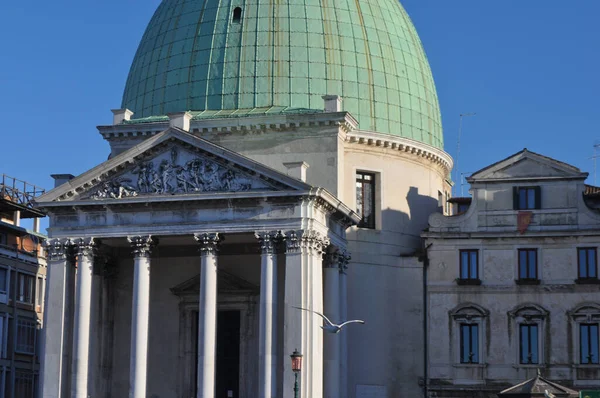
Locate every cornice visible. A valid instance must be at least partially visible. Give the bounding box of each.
[345,130,453,174]
[98,112,358,141]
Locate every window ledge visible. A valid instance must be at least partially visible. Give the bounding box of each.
[513,363,543,368]
[575,278,600,285]
[515,279,541,285]
[455,278,482,286]
[573,364,600,369]
[453,363,487,368]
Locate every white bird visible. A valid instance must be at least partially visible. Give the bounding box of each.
[293,306,365,334]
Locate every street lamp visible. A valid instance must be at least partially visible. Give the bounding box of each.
[290,349,303,398]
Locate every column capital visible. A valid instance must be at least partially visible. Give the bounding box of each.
[43,238,71,261]
[127,236,157,257]
[324,246,341,269]
[255,230,284,254]
[284,229,330,254]
[193,233,222,254]
[72,237,98,259]
[338,250,351,274]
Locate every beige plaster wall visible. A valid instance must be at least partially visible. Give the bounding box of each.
[343,143,450,397]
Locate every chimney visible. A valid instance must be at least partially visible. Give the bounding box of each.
[167,112,193,132]
[322,95,343,112]
[111,108,134,125]
[283,162,309,182]
[51,174,75,188]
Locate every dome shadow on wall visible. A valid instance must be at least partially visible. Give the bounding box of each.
[122,0,444,148]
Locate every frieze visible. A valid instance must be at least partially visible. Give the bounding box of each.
[89,147,272,199]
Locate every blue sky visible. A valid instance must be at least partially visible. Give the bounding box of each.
[1,0,599,218]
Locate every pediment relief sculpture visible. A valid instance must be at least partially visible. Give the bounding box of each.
[88,147,274,199]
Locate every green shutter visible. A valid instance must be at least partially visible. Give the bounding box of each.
[534,186,542,209]
[513,187,519,210]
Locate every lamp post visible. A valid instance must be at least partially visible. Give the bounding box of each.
[290,349,303,398]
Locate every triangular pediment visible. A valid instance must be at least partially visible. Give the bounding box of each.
[36,128,312,203]
[469,149,587,182]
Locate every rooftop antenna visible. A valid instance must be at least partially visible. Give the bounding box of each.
[454,113,476,196]
[590,141,600,186]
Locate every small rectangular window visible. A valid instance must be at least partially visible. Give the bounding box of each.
[519,324,539,364]
[514,187,541,210]
[356,172,376,229]
[0,268,6,294]
[578,248,598,279]
[16,318,36,354]
[0,233,6,246]
[36,277,44,307]
[14,370,35,398]
[518,249,538,280]
[580,323,599,364]
[16,273,35,304]
[460,323,479,363]
[459,250,479,280]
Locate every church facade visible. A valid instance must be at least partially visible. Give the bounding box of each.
[35,2,452,397]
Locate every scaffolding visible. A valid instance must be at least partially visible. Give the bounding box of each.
[0,174,46,218]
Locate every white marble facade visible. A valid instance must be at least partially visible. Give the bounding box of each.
[36,104,452,398]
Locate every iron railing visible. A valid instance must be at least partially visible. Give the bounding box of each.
[0,174,45,209]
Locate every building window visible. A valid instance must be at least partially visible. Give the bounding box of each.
[16,273,35,304]
[514,187,541,210]
[519,324,539,364]
[14,370,36,398]
[518,249,538,281]
[0,315,6,358]
[460,324,479,363]
[458,250,479,282]
[0,268,6,294]
[445,191,450,215]
[16,318,36,354]
[232,7,242,23]
[36,277,44,307]
[0,233,6,246]
[580,323,599,364]
[451,303,488,365]
[356,172,376,229]
[578,248,598,280]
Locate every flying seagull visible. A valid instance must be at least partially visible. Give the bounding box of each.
[293,306,365,334]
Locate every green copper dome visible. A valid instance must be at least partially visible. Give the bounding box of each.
[122,0,443,148]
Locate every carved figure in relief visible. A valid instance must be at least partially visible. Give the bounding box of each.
[91,147,267,199]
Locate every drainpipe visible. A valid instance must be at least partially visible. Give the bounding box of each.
[420,243,432,398]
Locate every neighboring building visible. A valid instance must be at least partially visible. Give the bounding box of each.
[0,174,47,397]
[33,1,454,398]
[424,149,600,397]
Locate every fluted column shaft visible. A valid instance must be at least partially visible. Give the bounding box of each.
[338,252,350,398]
[127,236,157,398]
[323,248,341,398]
[41,238,71,398]
[71,238,96,398]
[194,233,221,398]
[256,231,282,398]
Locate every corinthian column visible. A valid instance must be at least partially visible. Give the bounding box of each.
[194,233,221,398]
[71,237,96,398]
[127,236,157,398]
[323,247,341,398]
[41,238,71,398]
[255,231,283,398]
[338,251,350,398]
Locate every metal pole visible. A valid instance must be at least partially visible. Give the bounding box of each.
[293,372,299,398]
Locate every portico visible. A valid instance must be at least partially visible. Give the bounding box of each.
[37,128,359,398]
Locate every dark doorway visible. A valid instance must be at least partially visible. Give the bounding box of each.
[216,310,241,398]
[193,310,241,397]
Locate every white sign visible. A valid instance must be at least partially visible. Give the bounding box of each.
[356,384,387,398]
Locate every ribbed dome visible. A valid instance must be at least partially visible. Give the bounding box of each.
[122,0,443,148]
